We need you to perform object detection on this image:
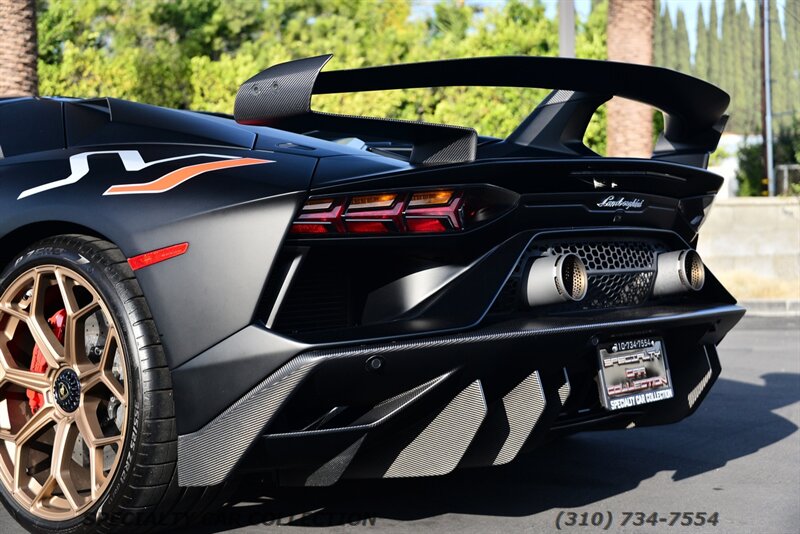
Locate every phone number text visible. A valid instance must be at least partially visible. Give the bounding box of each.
[555,511,720,530]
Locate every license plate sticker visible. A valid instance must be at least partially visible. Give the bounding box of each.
[598,338,674,411]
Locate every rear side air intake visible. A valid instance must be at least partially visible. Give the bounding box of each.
[524,253,588,306]
[653,249,706,297]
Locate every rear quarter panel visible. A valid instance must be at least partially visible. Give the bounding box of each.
[0,144,317,368]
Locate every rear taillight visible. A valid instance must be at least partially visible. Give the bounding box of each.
[290,187,517,236]
[291,188,487,236]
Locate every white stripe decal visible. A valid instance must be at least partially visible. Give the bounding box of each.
[18,151,241,200]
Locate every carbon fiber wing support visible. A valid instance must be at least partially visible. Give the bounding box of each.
[234,54,730,167]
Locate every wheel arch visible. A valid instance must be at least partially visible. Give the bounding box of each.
[0,221,113,274]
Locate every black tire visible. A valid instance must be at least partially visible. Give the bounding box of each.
[0,235,232,534]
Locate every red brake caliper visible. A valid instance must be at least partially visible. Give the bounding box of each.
[27,309,67,414]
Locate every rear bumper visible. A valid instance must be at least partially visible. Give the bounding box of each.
[176,302,744,487]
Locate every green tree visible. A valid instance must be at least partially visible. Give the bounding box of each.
[653,0,665,66]
[736,141,764,196]
[423,0,557,136]
[787,0,800,124]
[34,0,604,149]
[662,8,676,70]
[731,3,748,131]
[768,0,787,129]
[577,0,608,154]
[651,0,667,141]
[190,0,560,139]
[429,0,472,40]
[736,4,757,132]
[38,1,190,108]
[151,0,265,59]
[751,3,763,133]
[707,0,720,85]
[674,8,690,73]
[721,0,737,126]
[694,3,708,80]
[737,122,800,196]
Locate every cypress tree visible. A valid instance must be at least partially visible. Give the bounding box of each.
[708,0,721,86]
[674,8,691,74]
[653,0,664,66]
[733,3,750,131]
[694,3,708,80]
[787,0,800,121]
[768,0,786,128]
[663,7,676,70]
[721,0,737,129]
[748,6,761,133]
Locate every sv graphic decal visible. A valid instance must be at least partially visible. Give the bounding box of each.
[18,151,274,200]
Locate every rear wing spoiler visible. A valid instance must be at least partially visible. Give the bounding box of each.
[234,55,729,168]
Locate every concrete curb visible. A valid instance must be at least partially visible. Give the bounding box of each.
[739,299,800,317]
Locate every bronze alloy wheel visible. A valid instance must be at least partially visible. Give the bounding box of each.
[0,235,236,533]
[0,265,128,521]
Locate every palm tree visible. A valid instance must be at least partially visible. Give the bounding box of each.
[607,0,654,157]
[0,0,38,96]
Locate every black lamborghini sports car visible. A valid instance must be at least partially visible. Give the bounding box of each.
[0,55,743,532]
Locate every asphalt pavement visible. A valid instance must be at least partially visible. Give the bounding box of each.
[2,316,798,534]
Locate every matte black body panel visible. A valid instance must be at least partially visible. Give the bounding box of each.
[0,144,317,367]
[311,156,723,195]
[128,193,306,367]
[65,99,258,149]
[0,98,64,157]
[171,325,309,434]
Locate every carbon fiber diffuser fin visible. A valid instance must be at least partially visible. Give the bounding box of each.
[493,371,546,466]
[383,380,487,478]
[558,368,571,406]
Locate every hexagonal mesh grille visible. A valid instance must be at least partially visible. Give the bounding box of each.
[585,272,655,308]
[528,240,659,271]
[491,238,669,314]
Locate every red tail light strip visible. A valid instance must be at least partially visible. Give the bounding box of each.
[290,190,464,236]
[290,201,346,234]
[345,198,407,233]
[405,195,463,229]
[406,218,448,233]
[346,221,392,234]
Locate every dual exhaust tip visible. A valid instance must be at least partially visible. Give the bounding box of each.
[524,253,588,306]
[652,249,705,297]
[523,249,706,307]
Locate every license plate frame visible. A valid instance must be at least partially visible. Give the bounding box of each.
[597,338,674,411]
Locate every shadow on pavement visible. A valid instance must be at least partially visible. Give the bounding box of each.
[182,372,799,532]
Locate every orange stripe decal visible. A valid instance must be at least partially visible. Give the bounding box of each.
[103,157,273,195]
